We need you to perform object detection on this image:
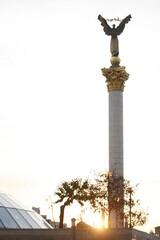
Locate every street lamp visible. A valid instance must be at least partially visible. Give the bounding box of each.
[114,197,120,228]
[105,172,112,229]
[128,187,133,228]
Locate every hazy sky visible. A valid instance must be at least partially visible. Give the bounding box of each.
[0,0,160,232]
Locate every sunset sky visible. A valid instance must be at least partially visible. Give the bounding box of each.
[0,0,160,232]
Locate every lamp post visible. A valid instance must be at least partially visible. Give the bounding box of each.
[114,197,120,228]
[128,187,133,228]
[105,172,112,229]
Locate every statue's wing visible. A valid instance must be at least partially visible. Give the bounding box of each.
[120,14,132,25]
[98,15,112,36]
[116,14,132,35]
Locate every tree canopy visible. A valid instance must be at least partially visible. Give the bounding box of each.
[50,172,148,228]
[53,178,90,228]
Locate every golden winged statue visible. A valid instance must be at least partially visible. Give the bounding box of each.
[98,15,132,57]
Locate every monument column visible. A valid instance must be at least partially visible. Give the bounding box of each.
[98,14,131,228]
[102,65,129,177]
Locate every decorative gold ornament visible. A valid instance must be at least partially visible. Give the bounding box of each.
[106,17,121,22]
[110,56,120,65]
[101,66,129,92]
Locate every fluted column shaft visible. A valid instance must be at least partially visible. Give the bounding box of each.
[109,91,123,177]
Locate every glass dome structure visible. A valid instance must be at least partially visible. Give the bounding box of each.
[0,193,52,229]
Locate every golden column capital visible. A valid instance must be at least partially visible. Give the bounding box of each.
[102,66,129,92]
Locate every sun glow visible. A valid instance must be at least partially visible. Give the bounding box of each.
[62,203,109,229]
[82,211,107,229]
